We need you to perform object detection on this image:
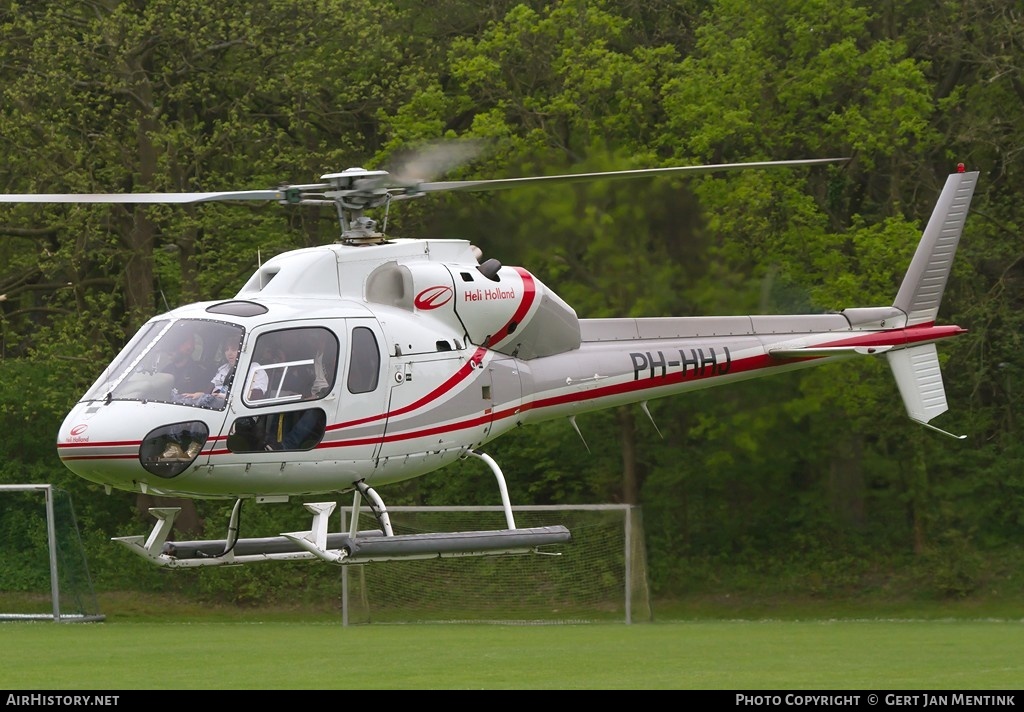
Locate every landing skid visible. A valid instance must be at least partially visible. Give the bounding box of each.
[114,451,572,568]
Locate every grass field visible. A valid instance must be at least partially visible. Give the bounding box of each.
[2,596,1022,690]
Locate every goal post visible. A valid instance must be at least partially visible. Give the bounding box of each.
[339,504,651,625]
[0,484,104,623]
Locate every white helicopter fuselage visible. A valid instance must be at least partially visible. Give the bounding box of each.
[56,168,978,506]
[55,237,578,499]
[55,242,959,502]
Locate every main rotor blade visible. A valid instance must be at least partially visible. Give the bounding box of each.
[0,189,284,204]
[0,157,847,209]
[416,157,849,194]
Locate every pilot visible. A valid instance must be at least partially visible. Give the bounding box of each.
[158,330,208,396]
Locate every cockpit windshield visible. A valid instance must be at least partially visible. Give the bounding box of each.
[81,319,245,409]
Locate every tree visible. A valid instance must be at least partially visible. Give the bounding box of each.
[384,0,693,504]
[1,0,1022,599]
[0,0,446,536]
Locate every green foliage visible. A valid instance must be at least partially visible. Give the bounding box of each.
[918,529,984,599]
[661,0,936,163]
[0,0,1022,608]
[0,493,52,591]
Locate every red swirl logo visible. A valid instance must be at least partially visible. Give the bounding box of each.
[414,285,453,310]
[70,424,88,436]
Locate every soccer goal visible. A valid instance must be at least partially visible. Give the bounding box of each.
[0,484,104,622]
[338,504,651,625]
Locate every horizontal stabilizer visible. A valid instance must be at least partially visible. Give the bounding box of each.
[770,345,893,359]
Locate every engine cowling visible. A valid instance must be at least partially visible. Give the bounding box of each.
[366,260,581,359]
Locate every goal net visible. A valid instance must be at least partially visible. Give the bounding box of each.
[339,504,651,625]
[0,484,104,622]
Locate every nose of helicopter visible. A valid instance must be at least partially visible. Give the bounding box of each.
[56,401,212,492]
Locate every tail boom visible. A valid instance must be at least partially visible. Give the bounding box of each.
[507,168,977,437]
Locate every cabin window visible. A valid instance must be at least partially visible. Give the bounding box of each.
[226,409,326,453]
[348,326,380,394]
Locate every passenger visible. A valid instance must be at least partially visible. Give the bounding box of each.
[264,408,326,451]
[254,339,290,399]
[179,341,268,406]
[263,329,335,451]
[288,328,336,400]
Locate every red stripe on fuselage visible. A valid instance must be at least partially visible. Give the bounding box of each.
[485,268,537,349]
[60,324,966,460]
[327,346,488,432]
[808,323,965,350]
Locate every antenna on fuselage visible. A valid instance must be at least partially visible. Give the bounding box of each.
[568,415,590,453]
[640,401,663,439]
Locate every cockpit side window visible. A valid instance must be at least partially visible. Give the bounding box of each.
[249,327,339,406]
[226,326,340,452]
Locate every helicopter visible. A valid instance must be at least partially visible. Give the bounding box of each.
[1,149,978,568]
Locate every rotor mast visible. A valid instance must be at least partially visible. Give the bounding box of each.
[280,167,416,244]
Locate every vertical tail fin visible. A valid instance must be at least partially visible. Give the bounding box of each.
[893,169,979,326]
[887,169,978,438]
